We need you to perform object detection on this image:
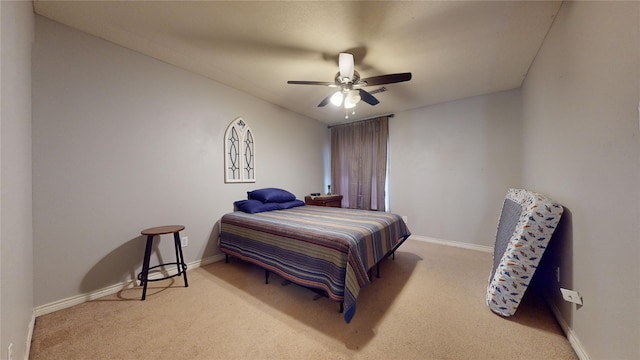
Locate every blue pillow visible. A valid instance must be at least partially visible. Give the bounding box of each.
[247,188,296,203]
[234,199,281,214]
[279,200,305,210]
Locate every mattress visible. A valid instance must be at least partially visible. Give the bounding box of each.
[487,188,564,316]
[219,205,411,323]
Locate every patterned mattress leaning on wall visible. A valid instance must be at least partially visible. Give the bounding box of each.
[487,188,564,316]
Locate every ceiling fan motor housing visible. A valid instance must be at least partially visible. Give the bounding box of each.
[335,70,360,87]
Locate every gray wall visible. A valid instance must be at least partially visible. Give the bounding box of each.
[0,1,34,359]
[32,16,327,307]
[521,2,639,359]
[389,89,522,247]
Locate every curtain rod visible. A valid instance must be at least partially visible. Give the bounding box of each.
[327,113,395,128]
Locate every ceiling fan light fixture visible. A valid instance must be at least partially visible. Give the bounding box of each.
[330,91,344,107]
[344,90,361,109]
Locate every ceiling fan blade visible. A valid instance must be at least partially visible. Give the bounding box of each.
[287,80,335,86]
[317,93,333,107]
[361,72,412,86]
[358,89,380,106]
[339,53,354,80]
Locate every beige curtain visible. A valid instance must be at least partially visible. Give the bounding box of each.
[330,116,388,211]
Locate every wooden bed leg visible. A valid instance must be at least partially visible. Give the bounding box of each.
[377,263,380,278]
[392,251,395,260]
[265,269,270,284]
[225,254,229,263]
[339,302,344,313]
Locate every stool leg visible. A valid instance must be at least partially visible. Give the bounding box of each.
[173,231,189,287]
[140,235,154,300]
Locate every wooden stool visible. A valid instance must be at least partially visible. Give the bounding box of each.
[138,225,189,300]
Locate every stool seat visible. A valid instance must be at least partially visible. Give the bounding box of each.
[138,225,188,300]
[141,225,185,236]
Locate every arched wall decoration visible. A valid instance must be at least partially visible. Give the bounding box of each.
[224,117,255,183]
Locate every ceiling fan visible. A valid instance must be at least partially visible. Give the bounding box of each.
[287,53,412,118]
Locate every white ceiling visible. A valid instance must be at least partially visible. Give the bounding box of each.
[33,0,562,125]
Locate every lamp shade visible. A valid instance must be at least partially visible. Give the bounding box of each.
[344,90,361,109]
[330,91,344,106]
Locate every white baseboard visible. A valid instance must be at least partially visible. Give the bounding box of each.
[410,235,493,253]
[33,254,225,318]
[543,294,590,360]
[24,311,35,360]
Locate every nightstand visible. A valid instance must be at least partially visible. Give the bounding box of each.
[304,195,343,208]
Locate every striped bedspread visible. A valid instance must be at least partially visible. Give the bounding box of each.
[219,205,411,323]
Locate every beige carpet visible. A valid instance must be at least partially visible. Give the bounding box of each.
[30,239,577,359]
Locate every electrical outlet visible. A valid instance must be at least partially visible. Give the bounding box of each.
[181,236,188,247]
[560,288,583,305]
[8,343,13,360]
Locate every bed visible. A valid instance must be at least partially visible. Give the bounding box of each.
[486,188,563,316]
[219,191,411,324]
